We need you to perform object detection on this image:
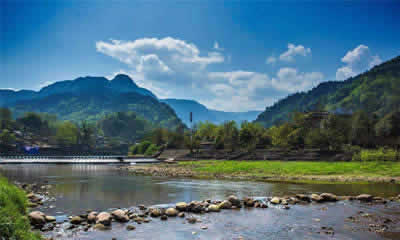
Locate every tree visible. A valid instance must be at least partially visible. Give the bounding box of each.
[217,121,239,151]
[0,108,13,130]
[79,121,96,150]
[239,121,265,151]
[56,121,79,146]
[351,111,375,147]
[0,129,16,147]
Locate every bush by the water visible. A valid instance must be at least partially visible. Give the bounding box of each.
[352,148,400,161]
[0,176,42,240]
[129,141,160,156]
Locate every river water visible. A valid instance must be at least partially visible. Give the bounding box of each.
[1,164,400,240]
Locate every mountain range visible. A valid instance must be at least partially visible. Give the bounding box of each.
[161,99,261,126]
[0,74,260,128]
[255,55,400,127]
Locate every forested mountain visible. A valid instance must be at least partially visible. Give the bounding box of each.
[162,98,261,126]
[255,56,400,127]
[0,74,182,129]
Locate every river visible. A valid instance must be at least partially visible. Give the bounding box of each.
[1,164,400,240]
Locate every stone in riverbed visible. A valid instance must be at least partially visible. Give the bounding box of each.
[187,217,197,224]
[218,200,232,209]
[93,223,111,231]
[96,212,112,226]
[126,225,136,231]
[320,193,338,202]
[227,195,241,207]
[160,215,168,221]
[87,211,98,223]
[70,216,84,224]
[243,197,255,207]
[150,208,162,217]
[311,194,323,202]
[296,194,311,202]
[356,194,373,202]
[176,202,188,211]
[178,212,185,218]
[165,208,178,217]
[270,197,281,204]
[208,204,220,212]
[45,216,56,222]
[112,209,129,222]
[28,211,46,227]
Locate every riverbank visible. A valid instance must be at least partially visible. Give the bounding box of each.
[128,160,400,183]
[0,176,42,240]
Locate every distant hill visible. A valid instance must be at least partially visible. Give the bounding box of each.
[162,98,261,125]
[255,56,400,127]
[0,74,182,129]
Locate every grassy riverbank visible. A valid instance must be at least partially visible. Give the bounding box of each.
[0,176,42,240]
[130,160,400,183]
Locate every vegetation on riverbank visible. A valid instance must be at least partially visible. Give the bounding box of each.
[0,176,42,240]
[129,160,400,183]
[178,161,400,177]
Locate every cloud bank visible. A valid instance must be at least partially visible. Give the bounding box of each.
[97,37,324,111]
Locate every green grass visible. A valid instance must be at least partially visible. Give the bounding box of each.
[0,176,42,240]
[354,148,399,161]
[178,160,400,177]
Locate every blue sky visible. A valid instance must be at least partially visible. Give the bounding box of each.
[1,0,400,111]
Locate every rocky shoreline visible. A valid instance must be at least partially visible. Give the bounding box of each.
[17,181,400,239]
[125,164,400,183]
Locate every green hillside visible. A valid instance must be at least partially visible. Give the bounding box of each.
[255,56,400,127]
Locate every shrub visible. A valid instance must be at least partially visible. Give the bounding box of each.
[0,177,42,240]
[352,148,399,161]
[144,144,160,156]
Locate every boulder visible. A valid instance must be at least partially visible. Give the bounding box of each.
[160,215,168,221]
[311,194,323,202]
[126,225,136,231]
[28,211,46,227]
[356,194,373,202]
[87,211,98,223]
[188,201,204,213]
[112,209,129,222]
[96,212,112,226]
[45,216,56,222]
[208,204,220,212]
[243,197,255,207]
[175,202,188,211]
[165,208,178,217]
[70,216,84,225]
[295,194,311,202]
[150,208,162,217]
[187,217,197,224]
[270,197,281,204]
[218,200,232,209]
[93,223,110,231]
[320,193,338,202]
[227,195,241,207]
[178,212,185,218]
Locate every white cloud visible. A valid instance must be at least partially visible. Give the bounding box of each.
[97,37,324,111]
[272,68,324,92]
[266,56,277,65]
[213,41,224,51]
[279,43,311,62]
[336,44,382,80]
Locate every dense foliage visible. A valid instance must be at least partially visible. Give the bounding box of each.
[255,56,400,127]
[0,176,42,240]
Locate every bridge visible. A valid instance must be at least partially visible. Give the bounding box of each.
[0,155,160,164]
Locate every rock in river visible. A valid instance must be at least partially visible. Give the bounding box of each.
[218,200,232,209]
[208,204,220,212]
[96,212,112,226]
[243,197,255,207]
[311,194,323,202]
[165,208,178,217]
[112,209,129,222]
[176,202,188,211]
[28,211,46,227]
[320,193,339,202]
[150,208,162,217]
[87,211,98,223]
[227,195,241,207]
[70,216,84,225]
[356,194,373,202]
[270,197,281,204]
